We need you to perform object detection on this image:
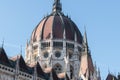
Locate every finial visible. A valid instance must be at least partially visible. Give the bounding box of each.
[98,67,100,74]
[108,67,110,74]
[94,61,97,69]
[1,38,4,48]
[83,26,87,43]
[26,39,29,48]
[52,0,62,12]
[20,45,22,54]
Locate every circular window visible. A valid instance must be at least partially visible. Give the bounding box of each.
[53,64,62,73]
[44,52,49,58]
[55,51,61,58]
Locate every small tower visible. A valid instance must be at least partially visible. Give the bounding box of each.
[97,68,101,80]
[79,28,94,80]
[52,0,62,12]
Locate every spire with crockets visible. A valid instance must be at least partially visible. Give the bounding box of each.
[83,27,89,51]
[52,0,62,12]
[82,27,91,56]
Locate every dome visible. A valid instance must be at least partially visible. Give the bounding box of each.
[30,0,83,44]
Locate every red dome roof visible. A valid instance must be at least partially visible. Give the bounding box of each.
[31,12,83,44]
[30,0,83,44]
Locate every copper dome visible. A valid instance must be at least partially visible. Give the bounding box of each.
[31,0,83,44]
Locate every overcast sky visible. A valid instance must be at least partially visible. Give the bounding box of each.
[0,0,120,79]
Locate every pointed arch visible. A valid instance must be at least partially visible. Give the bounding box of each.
[53,63,62,74]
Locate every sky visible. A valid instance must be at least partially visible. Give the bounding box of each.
[0,0,120,79]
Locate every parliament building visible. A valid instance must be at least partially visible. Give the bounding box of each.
[0,0,102,80]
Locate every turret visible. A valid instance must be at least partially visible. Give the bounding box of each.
[52,0,62,12]
[98,68,101,80]
[79,28,94,80]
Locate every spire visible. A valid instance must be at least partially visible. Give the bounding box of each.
[98,68,101,80]
[1,38,4,48]
[83,26,89,53]
[52,0,62,12]
[83,26,88,46]
[94,62,97,71]
[20,45,22,54]
[108,67,110,74]
[26,39,29,47]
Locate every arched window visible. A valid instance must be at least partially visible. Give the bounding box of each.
[53,63,62,73]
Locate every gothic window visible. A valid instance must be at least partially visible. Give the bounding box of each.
[53,63,62,73]
[53,42,63,48]
[55,51,61,58]
[43,52,49,58]
[66,43,74,49]
[41,42,50,49]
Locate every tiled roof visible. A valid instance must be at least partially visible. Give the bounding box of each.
[31,12,83,44]
[80,54,94,76]
[0,48,12,67]
[0,48,47,79]
[106,74,117,80]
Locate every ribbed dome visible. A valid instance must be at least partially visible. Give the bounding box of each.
[30,0,83,44]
